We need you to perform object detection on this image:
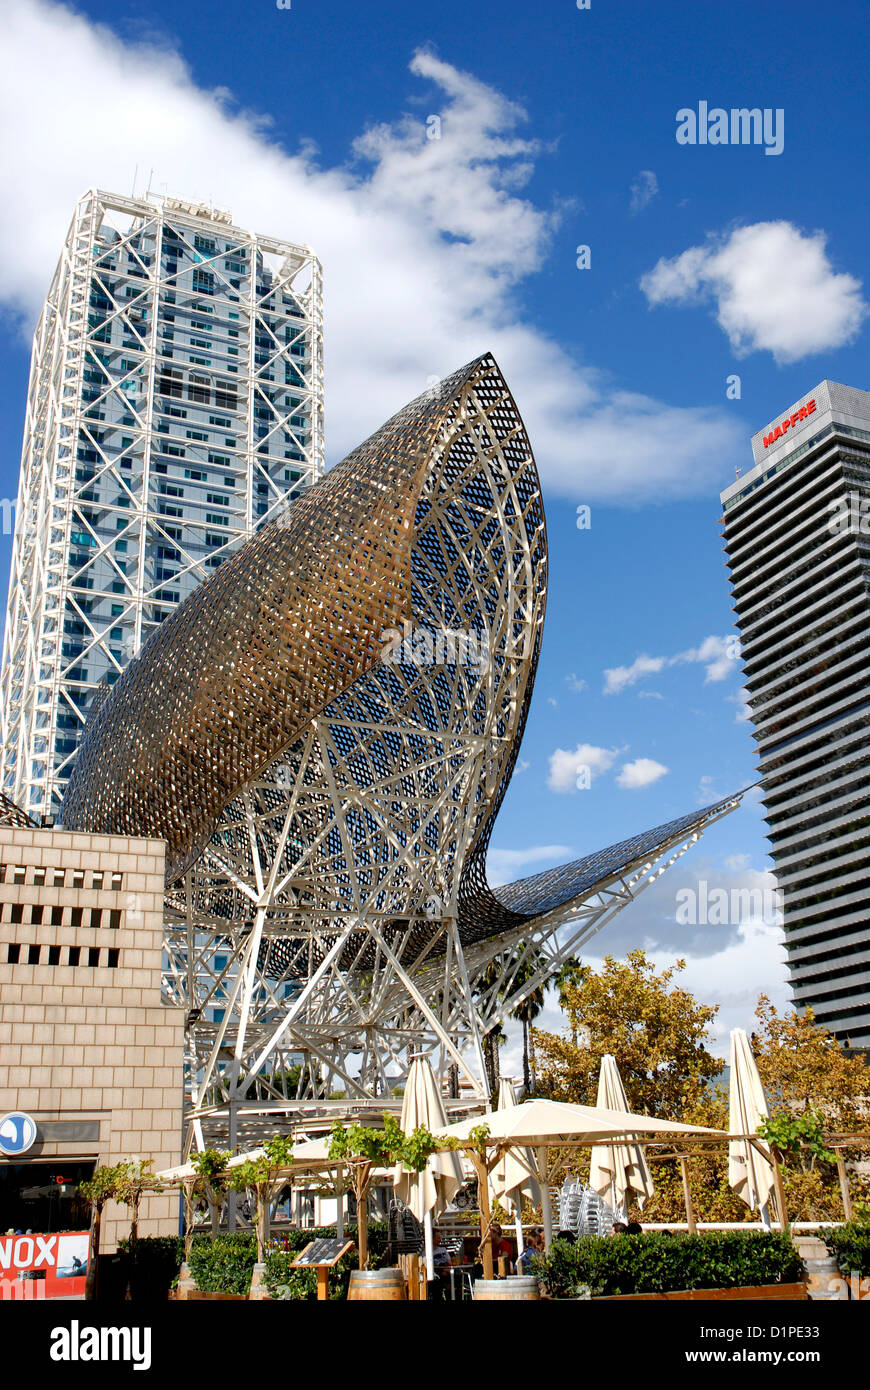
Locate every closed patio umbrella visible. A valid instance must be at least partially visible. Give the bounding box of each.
[728,1029,776,1227]
[588,1054,654,1217]
[393,1056,464,1281]
[491,1079,541,1263]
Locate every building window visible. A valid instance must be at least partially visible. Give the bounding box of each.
[48,946,61,966]
[192,269,214,295]
[107,948,120,969]
[159,368,183,398]
[109,909,121,930]
[27,945,41,965]
[188,375,210,405]
[68,947,81,966]
[51,906,63,926]
[88,948,100,967]
[6,944,20,964]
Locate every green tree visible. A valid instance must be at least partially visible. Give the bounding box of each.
[752,997,870,1220]
[113,1158,163,1248]
[753,995,868,1130]
[535,949,721,1117]
[553,956,588,1045]
[78,1164,122,1301]
[509,951,547,1093]
[179,1148,231,1257]
[473,956,508,1098]
[534,950,731,1221]
[328,1116,437,1270]
[228,1136,294,1264]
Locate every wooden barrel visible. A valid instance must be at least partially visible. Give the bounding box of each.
[347,1268,407,1301]
[805,1255,846,1301]
[474,1276,540,1301]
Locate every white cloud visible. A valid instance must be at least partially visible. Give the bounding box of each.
[0,0,747,505]
[697,773,722,806]
[629,169,658,215]
[548,743,619,792]
[675,634,737,683]
[637,690,663,700]
[728,687,753,723]
[486,843,573,888]
[641,221,868,364]
[723,852,751,872]
[603,654,666,695]
[565,673,587,693]
[616,757,668,789]
[604,635,740,694]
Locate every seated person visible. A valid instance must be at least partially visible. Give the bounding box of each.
[488,1222,515,1271]
[517,1226,545,1272]
[429,1230,453,1299]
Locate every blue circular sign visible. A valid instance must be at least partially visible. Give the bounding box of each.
[0,1112,37,1156]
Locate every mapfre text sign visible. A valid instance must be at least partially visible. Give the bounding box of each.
[0,1230,89,1300]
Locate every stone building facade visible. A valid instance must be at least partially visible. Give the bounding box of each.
[0,823,183,1249]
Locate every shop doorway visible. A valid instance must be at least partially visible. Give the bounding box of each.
[0,1160,94,1234]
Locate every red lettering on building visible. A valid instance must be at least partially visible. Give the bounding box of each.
[763,398,816,448]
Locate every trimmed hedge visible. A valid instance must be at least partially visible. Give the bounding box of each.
[187,1233,258,1295]
[113,1223,391,1298]
[535,1231,804,1299]
[825,1221,870,1276]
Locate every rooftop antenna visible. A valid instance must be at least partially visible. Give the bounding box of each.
[131,165,138,199]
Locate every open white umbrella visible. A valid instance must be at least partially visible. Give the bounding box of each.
[393,1056,464,1279]
[436,1097,723,1147]
[491,1079,542,1261]
[728,1029,776,1227]
[437,1098,723,1262]
[589,1055,654,1217]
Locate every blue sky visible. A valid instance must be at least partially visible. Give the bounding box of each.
[2,0,868,1058]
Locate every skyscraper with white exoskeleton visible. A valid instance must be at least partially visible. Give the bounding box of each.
[0,189,323,822]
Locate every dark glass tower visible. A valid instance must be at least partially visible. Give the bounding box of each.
[721,381,870,1047]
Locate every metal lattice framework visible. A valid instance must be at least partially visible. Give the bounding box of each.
[0,791,34,829]
[61,354,742,1149]
[0,188,323,821]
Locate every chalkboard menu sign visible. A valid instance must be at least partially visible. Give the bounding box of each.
[291,1237,355,1268]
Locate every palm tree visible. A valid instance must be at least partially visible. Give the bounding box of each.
[553,956,587,1045]
[505,947,550,1093]
[473,957,509,1098]
[514,984,546,1094]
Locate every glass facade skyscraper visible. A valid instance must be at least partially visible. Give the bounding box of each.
[721,380,870,1049]
[0,189,323,821]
